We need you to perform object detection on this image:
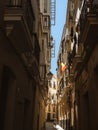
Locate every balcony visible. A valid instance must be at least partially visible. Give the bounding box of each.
[4,0,36,53]
[79,0,98,48]
[68,41,83,79]
[42,14,50,32]
[4,0,40,75]
[69,0,98,78]
[5,0,35,34]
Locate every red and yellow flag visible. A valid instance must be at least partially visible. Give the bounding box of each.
[61,62,67,72]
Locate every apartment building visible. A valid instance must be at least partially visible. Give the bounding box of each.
[0,0,53,130]
[71,1,98,130]
[57,0,98,130]
[46,75,58,122]
[0,0,40,130]
[38,0,55,129]
[38,0,55,128]
[57,22,72,129]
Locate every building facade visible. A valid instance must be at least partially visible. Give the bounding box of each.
[38,0,55,129]
[57,0,98,130]
[71,1,98,130]
[57,22,72,130]
[0,0,53,130]
[46,75,58,122]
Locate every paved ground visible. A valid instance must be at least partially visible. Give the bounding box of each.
[45,122,56,130]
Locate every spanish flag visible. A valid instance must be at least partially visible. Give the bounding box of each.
[61,62,67,72]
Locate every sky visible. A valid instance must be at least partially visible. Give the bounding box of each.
[51,0,68,75]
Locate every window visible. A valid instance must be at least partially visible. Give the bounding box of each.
[43,16,49,27]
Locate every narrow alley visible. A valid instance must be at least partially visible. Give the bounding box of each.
[0,0,98,130]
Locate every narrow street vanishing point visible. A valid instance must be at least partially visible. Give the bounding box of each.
[0,0,98,130]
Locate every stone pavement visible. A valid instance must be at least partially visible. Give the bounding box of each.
[45,122,56,130]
